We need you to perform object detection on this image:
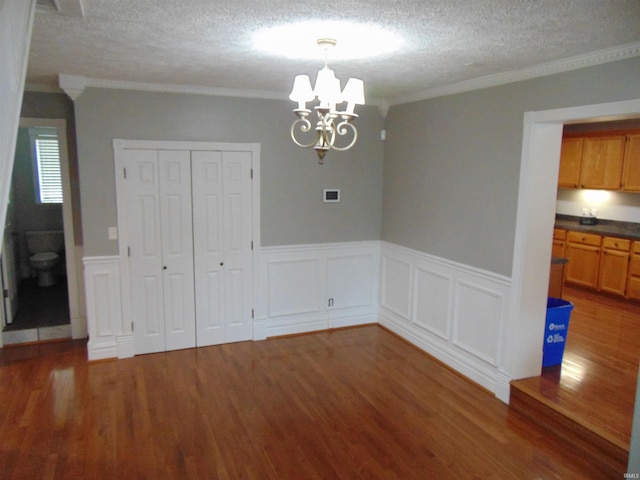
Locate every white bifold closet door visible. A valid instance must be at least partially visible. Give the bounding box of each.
[127,149,196,355]
[125,148,252,355]
[192,150,253,346]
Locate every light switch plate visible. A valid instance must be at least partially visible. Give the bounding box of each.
[108,227,118,240]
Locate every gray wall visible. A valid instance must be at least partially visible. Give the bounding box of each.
[74,89,384,256]
[21,91,82,245]
[382,57,640,277]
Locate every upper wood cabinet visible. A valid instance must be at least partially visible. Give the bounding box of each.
[558,138,584,188]
[579,135,626,189]
[622,134,640,191]
[559,130,640,191]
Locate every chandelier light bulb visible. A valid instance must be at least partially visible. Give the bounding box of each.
[288,37,365,163]
[289,75,314,110]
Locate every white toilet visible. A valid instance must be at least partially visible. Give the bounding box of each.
[25,230,64,287]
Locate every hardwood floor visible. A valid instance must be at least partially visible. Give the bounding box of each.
[0,325,624,479]
[511,285,640,470]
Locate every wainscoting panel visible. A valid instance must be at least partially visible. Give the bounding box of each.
[378,242,512,398]
[453,280,505,366]
[256,242,380,339]
[413,266,452,340]
[380,255,412,319]
[267,258,321,318]
[83,256,123,361]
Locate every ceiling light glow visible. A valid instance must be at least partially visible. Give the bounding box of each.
[253,21,403,60]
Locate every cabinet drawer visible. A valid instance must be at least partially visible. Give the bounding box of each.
[553,228,567,240]
[633,241,640,255]
[567,231,602,246]
[602,237,631,251]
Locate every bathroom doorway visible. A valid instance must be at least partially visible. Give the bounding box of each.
[1,118,84,346]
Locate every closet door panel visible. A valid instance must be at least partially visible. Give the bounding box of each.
[159,150,196,351]
[222,151,253,343]
[126,149,166,355]
[192,151,225,346]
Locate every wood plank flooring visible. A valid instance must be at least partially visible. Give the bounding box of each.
[511,285,640,470]
[0,325,625,479]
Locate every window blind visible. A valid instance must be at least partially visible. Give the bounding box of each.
[35,136,63,204]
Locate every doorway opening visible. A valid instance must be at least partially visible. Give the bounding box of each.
[508,98,640,467]
[1,118,84,346]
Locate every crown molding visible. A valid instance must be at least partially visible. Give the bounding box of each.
[387,42,640,106]
[55,73,388,111]
[60,75,288,101]
[56,42,639,110]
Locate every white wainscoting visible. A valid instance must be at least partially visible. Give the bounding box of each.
[378,242,512,401]
[254,241,381,340]
[84,242,514,402]
[83,256,132,360]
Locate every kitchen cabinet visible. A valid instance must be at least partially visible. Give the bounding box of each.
[551,228,566,258]
[558,138,583,188]
[579,135,626,189]
[627,242,640,301]
[598,236,630,296]
[622,133,640,191]
[565,231,601,289]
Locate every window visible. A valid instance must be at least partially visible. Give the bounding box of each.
[31,128,63,204]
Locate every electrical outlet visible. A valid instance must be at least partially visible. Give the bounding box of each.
[328,298,334,307]
[108,227,118,240]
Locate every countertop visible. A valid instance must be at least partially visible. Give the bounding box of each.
[555,214,640,241]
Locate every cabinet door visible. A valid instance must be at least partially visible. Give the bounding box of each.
[580,135,625,189]
[627,242,640,300]
[622,134,640,191]
[565,242,601,289]
[551,239,565,258]
[599,249,629,296]
[558,137,583,188]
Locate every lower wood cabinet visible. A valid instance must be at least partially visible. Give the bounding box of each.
[627,242,640,301]
[560,229,637,300]
[565,231,602,289]
[598,237,630,296]
[551,228,566,258]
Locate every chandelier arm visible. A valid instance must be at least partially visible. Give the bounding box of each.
[291,118,319,149]
[329,121,358,152]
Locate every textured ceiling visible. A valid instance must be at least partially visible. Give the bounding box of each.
[27,0,640,104]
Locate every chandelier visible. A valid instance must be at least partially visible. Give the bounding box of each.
[288,38,365,164]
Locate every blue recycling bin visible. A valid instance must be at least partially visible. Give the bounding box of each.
[542,297,574,367]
